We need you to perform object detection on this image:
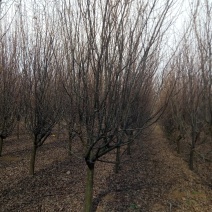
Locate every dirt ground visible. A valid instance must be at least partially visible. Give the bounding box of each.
[0,126,211,212]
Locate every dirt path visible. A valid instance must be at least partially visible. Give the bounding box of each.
[96,127,212,211]
[0,127,211,211]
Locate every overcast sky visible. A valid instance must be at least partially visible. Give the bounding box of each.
[0,0,211,53]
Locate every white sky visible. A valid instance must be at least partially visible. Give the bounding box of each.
[0,0,211,54]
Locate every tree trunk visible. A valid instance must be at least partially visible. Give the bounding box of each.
[127,132,133,155]
[127,142,131,155]
[29,144,37,175]
[57,122,60,139]
[0,137,3,157]
[189,147,194,170]
[17,120,20,140]
[17,114,21,140]
[176,135,182,154]
[84,163,94,212]
[114,146,120,173]
[189,130,196,171]
[68,132,72,156]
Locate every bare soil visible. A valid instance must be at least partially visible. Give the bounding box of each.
[0,126,211,212]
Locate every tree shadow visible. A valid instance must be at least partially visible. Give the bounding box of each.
[0,152,86,212]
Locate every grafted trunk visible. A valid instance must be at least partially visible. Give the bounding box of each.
[0,137,3,157]
[29,143,37,175]
[115,145,120,173]
[84,163,95,212]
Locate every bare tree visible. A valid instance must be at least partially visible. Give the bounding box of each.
[18,1,62,175]
[189,0,212,167]
[162,38,206,170]
[0,31,19,156]
[57,0,176,210]
[160,56,189,154]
